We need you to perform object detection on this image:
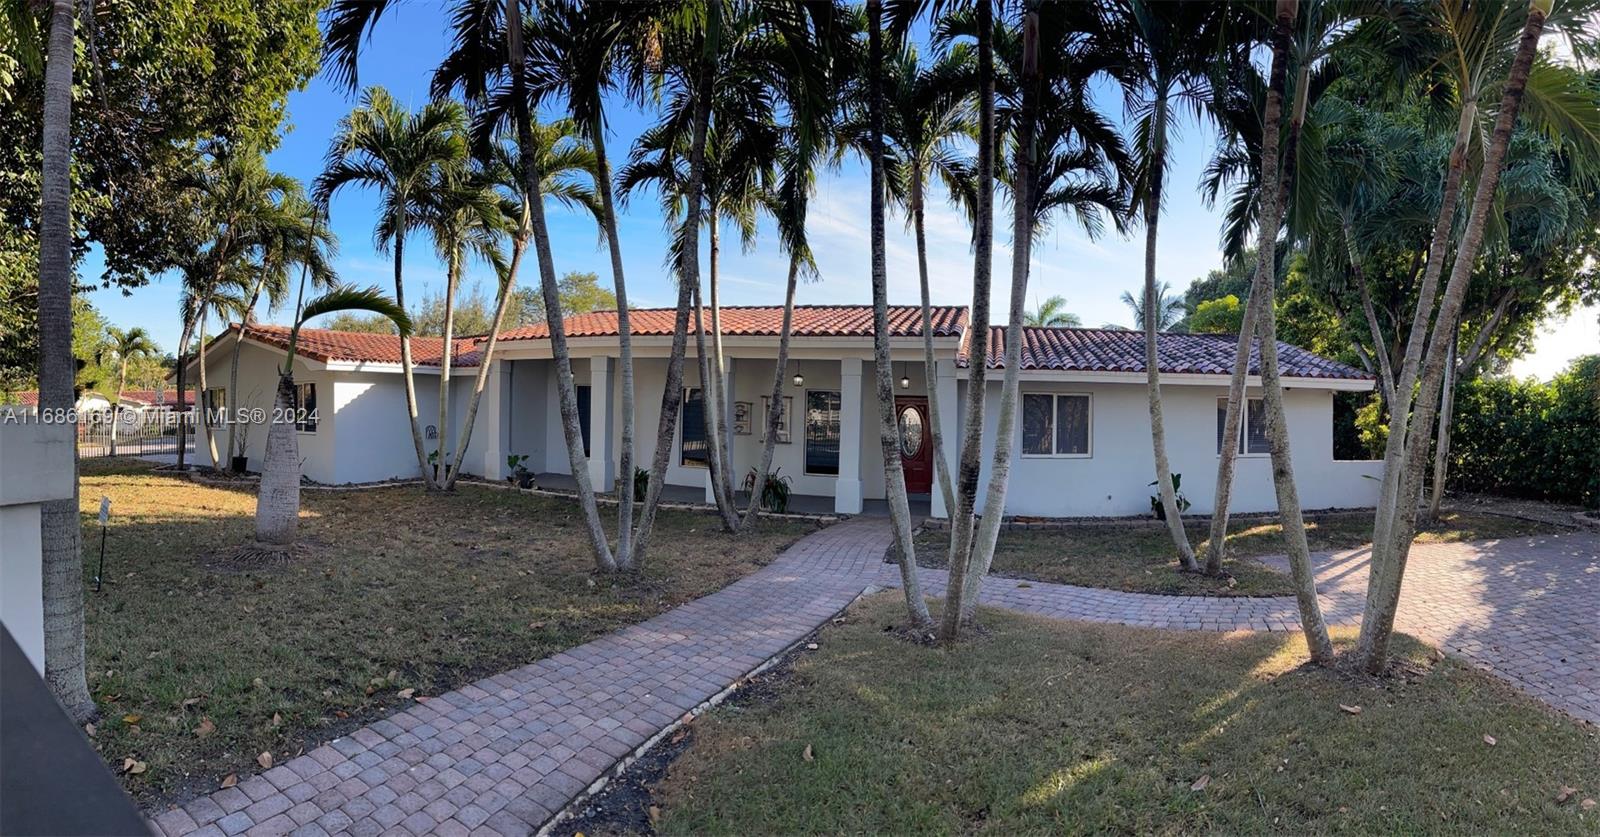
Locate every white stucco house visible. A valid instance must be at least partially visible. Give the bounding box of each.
[183,305,1382,519]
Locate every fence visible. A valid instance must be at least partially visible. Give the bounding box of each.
[76,410,194,459]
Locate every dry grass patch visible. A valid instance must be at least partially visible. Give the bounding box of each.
[651,595,1600,835]
[77,459,819,804]
[915,511,1564,597]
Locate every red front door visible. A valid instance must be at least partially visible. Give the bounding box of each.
[895,398,934,495]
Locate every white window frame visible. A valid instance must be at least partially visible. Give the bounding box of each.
[1019,391,1093,459]
[803,388,843,477]
[1217,396,1272,457]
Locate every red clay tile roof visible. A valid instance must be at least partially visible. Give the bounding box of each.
[116,389,192,408]
[962,326,1371,380]
[3,391,39,406]
[1,390,191,408]
[495,305,970,342]
[239,324,483,367]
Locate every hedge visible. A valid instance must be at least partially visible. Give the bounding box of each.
[1448,354,1600,508]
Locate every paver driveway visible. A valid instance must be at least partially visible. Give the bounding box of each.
[147,520,1597,837]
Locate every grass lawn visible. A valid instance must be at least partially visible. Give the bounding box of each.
[651,595,1600,835]
[77,459,820,804]
[914,511,1563,597]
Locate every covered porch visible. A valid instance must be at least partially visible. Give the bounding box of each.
[474,342,958,518]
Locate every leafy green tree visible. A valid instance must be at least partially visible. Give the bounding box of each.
[512,271,617,325]
[1188,294,1243,334]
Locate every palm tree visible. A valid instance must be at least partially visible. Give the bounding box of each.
[256,285,411,546]
[1118,281,1185,331]
[36,0,94,721]
[1239,0,1336,663]
[1109,0,1240,572]
[873,41,975,518]
[415,159,511,486]
[184,264,252,469]
[1025,295,1080,327]
[443,124,602,490]
[961,2,1130,625]
[227,188,335,470]
[314,87,468,491]
[867,0,933,631]
[1359,0,1588,672]
[106,325,157,454]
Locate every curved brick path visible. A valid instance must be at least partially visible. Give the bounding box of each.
[150,521,1598,836]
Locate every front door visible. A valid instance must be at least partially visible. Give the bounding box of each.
[895,397,933,495]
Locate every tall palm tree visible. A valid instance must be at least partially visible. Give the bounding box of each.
[1025,295,1080,327]
[227,188,335,470]
[873,41,975,518]
[256,285,410,546]
[36,0,93,723]
[1359,0,1590,672]
[1118,281,1185,331]
[106,325,157,454]
[443,124,603,490]
[1109,0,1238,572]
[1242,0,1336,663]
[414,160,511,486]
[867,0,933,630]
[184,264,251,469]
[314,87,468,491]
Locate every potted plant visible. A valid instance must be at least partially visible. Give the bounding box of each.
[507,454,535,489]
[1149,472,1191,520]
[428,449,440,481]
[743,467,793,514]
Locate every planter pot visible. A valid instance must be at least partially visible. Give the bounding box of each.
[516,473,535,490]
[230,455,248,474]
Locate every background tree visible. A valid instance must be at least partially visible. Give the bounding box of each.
[513,271,617,325]
[1188,294,1243,333]
[106,324,157,453]
[1119,281,1186,331]
[1025,295,1081,327]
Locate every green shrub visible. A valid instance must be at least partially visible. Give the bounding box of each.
[1449,354,1599,508]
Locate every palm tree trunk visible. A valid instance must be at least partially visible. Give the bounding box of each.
[1141,94,1198,571]
[940,0,995,638]
[226,274,267,468]
[743,254,799,525]
[1250,0,1333,663]
[197,316,222,467]
[632,1,718,568]
[1425,331,1457,524]
[911,177,955,516]
[1370,98,1478,560]
[1359,2,1546,673]
[693,279,740,531]
[392,228,439,489]
[174,317,194,470]
[957,2,1041,627]
[1203,279,1263,574]
[708,220,735,503]
[1350,227,1397,405]
[867,0,932,631]
[443,239,526,489]
[590,125,639,568]
[435,249,460,490]
[38,0,94,723]
[1204,48,1312,577]
[506,0,614,570]
[255,373,301,545]
[111,358,127,455]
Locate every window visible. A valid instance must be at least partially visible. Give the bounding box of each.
[1021,393,1091,456]
[804,390,842,475]
[1217,397,1272,455]
[293,383,318,432]
[576,385,591,456]
[680,387,706,467]
[203,388,226,424]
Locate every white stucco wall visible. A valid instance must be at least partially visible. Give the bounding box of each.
[966,379,1382,517]
[194,341,339,482]
[0,423,75,674]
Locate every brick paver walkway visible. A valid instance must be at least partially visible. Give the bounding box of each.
[149,521,1597,836]
[148,518,890,837]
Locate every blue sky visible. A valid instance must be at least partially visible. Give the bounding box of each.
[81,3,1591,378]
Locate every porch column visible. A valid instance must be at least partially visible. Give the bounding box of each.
[931,359,959,519]
[587,356,613,491]
[835,357,864,514]
[476,359,511,480]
